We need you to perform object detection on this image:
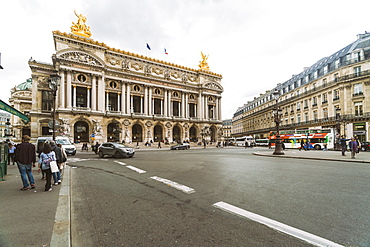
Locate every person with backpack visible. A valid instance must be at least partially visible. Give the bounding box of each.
[37,143,56,192]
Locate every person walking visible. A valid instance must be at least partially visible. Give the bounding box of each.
[349,137,358,159]
[299,139,304,151]
[8,143,16,165]
[158,141,161,148]
[355,136,361,154]
[37,143,56,191]
[14,135,36,191]
[57,143,67,174]
[50,141,62,185]
[340,135,349,156]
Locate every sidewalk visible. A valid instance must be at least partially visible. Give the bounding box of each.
[0,163,70,247]
[253,149,370,163]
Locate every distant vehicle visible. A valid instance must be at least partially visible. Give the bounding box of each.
[36,136,76,155]
[98,142,135,158]
[235,136,255,147]
[360,142,370,151]
[170,143,190,150]
[269,129,334,150]
[255,139,269,146]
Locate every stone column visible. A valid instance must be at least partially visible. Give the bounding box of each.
[118,93,121,112]
[121,81,126,114]
[91,75,97,111]
[73,85,77,108]
[106,92,109,111]
[198,92,202,119]
[59,71,65,108]
[148,87,152,115]
[168,90,172,116]
[126,83,131,113]
[144,86,148,115]
[181,93,185,118]
[87,87,90,109]
[66,71,72,109]
[164,89,168,116]
[97,75,105,112]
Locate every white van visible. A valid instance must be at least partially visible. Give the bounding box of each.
[36,136,76,155]
[55,136,77,155]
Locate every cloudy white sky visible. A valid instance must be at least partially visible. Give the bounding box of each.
[1,0,370,119]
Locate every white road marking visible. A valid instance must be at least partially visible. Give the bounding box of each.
[115,161,127,166]
[126,165,146,174]
[212,201,344,247]
[150,176,195,194]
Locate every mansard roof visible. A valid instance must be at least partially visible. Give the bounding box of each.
[233,32,370,118]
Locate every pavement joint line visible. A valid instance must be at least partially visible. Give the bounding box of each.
[212,201,344,247]
[50,165,71,247]
[150,176,195,194]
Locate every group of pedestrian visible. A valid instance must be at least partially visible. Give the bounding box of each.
[299,139,310,151]
[340,135,361,159]
[13,135,67,192]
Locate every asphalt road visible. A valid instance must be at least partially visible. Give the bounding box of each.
[68,147,370,246]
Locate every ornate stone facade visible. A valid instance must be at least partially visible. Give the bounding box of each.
[10,30,223,144]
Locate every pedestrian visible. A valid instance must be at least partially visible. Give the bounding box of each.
[306,140,310,151]
[158,141,161,148]
[14,135,36,191]
[340,135,349,156]
[8,143,16,165]
[355,136,361,154]
[299,139,304,151]
[349,137,358,159]
[37,143,56,192]
[323,136,329,151]
[203,140,207,149]
[57,143,67,174]
[50,141,62,185]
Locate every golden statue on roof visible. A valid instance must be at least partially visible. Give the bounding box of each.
[199,52,210,70]
[71,10,92,38]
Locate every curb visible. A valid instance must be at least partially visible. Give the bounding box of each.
[50,165,71,247]
[253,152,370,163]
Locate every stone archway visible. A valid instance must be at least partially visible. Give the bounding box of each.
[107,122,121,142]
[132,124,143,142]
[210,126,217,142]
[173,125,181,143]
[189,126,198,142]
[74,121,89,143]
[154,125,163,142]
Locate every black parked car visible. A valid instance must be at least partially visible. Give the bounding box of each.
[98,142,135,158]
[170,143,190,150]
[360,142,370,151]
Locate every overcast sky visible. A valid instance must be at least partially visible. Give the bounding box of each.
[1,0,370,119]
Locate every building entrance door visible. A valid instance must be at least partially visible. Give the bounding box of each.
[74,121,89,143]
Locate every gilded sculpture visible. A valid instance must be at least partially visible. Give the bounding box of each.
[198,52,210,70]
[71,10,92,38]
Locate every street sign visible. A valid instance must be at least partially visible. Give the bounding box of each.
[91,133,95,137]
[48,120,60,129]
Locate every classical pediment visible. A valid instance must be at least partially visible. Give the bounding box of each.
[59,51,104,67]
[203,81,223,91]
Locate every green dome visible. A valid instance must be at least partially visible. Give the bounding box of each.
[16,78,32,91]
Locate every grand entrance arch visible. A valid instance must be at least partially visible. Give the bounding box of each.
[173,125,181,142]
[210,126,217,142]
[189,126,197,142]
[107,122,121,142]
[74,121,89,143]
[154,125,163,142]
[132,124,143,142]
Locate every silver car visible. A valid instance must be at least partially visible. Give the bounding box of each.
[98,142,135,158]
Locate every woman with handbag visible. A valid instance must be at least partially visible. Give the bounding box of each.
[37,143,56,192]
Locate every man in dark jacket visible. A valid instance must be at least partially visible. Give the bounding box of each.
[50,141,63,185]
[340,135,349,156]
[14,135,36,190]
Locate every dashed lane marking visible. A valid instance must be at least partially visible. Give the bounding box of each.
[150,176,195,194]
[126,165,146,174]
[212,201,344,247]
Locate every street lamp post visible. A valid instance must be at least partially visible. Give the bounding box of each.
[335,107,341,150]
[272,89,284,155]
[48,74,61,141]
